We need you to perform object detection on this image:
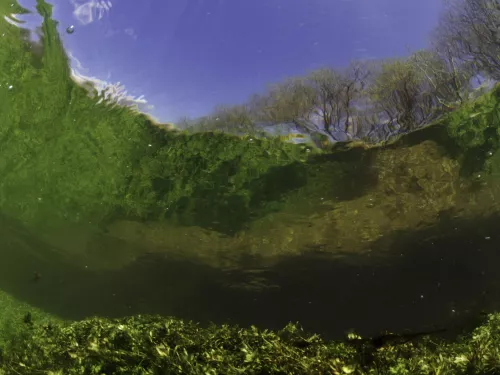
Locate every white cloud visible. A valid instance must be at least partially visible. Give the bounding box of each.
[68,52,154,114]
[104,28,120,38]
[67,50,89,73]
[70,0,112,25]
[3,14,23,26]
[124,27,137,40]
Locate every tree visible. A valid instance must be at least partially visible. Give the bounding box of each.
[176,116,192,130]
[435,0,500,80]
[305,61,370,138]
[343,58,399,139]
[180,104,255,135]
[306,68,344,136]
[368,59,424,131]
[338,61,371,135]
[249,77,318,134]
[410,49,474,111]
[211,104,255,134]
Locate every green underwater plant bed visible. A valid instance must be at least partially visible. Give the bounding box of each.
[1,308,500,375]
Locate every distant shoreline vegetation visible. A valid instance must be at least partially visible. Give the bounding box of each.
[173,0,499,146]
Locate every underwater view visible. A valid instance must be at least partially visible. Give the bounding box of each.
[1,0,500,373]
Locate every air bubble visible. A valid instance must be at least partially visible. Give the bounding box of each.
[66,25,75,34]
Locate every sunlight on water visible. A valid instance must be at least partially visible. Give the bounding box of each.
[0,0,500,373]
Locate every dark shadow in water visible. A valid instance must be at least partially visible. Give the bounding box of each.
[307,146,378,202]
[1,211,500,341]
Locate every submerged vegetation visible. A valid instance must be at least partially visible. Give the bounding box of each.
[0,288,500,375]
[0,0,500,373]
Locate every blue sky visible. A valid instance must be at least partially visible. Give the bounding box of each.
[18,0,444,123]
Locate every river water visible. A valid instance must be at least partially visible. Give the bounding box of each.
[1,208,500,341]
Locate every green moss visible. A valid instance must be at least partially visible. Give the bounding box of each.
[123,131,313,233]
[443,83,500,176]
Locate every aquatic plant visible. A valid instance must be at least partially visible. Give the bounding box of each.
[1,305,500,375]
[443,82,500,176]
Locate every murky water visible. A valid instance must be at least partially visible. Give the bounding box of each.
[2,210,500,341]
[1,0,500,347]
